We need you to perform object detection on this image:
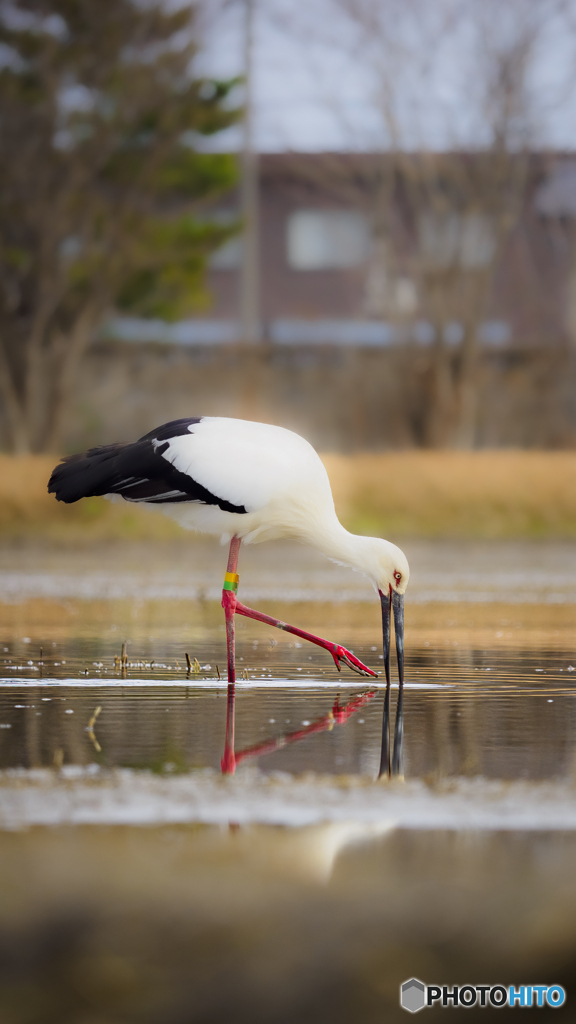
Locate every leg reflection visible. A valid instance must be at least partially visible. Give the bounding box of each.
[221,683,236,775]
[220,689,377,776]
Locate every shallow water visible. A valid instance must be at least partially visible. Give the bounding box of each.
[0,538,575,785]
[1,639,576,783]
[1,540,576,1020]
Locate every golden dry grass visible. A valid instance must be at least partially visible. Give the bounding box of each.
[322,450,576,540]
[0,455,183,542]
[0,450,575,542]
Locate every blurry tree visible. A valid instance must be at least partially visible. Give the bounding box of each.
[398,149,530,447]
[285,0,569,447]
[0,0,240,452]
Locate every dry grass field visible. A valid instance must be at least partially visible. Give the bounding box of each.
[0,450,574,543]
[324,450,576,540]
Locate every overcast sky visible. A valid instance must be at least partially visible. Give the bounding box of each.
[194,0,576,153]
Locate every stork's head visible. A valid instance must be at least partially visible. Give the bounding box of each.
[371,538,410,597]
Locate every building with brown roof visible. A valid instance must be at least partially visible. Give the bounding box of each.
[111,152,576,353]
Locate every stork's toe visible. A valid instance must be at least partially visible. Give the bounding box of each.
[332,645,377,678]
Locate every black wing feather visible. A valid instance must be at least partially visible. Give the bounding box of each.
[48,418,247,514]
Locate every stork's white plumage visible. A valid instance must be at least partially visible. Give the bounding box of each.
[152,417,409,592]
[49,416,409,776]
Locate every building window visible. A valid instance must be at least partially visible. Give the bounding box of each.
[418,212,495,269]
[287,209,370,270]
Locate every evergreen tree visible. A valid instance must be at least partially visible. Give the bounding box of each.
[0,0,240,451]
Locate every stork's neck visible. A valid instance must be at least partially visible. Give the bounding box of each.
[306,515,380,583]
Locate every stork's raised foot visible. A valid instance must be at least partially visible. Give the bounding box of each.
[330,645,377,678]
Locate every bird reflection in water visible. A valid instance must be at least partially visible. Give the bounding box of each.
[81,672,401,879]
[221,684,404,779]
[219,683,403,882]
[221,687,375,775]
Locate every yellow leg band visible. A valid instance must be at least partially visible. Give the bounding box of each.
[223,572,239,593]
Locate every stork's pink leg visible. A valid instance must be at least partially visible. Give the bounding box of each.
[220,535,377,772]
[221,536,241,774]
[234,599,376,678]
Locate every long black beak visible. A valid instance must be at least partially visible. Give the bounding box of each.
[378,589,392,777]
[391,590,405,776]
[392,589,404,687]
[378,588,405,778]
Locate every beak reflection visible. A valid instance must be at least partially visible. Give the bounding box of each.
[378,587,405,779]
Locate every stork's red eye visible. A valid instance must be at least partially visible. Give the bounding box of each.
[394,571,402,582]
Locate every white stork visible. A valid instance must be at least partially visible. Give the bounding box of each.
[49,417,409,775]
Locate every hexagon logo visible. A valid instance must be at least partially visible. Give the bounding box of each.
[400,978,426,1013]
